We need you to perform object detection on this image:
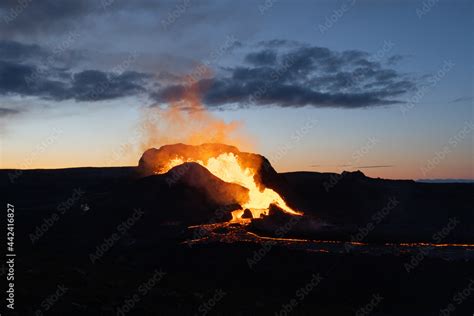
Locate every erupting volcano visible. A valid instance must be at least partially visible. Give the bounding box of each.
[138,143,302,221]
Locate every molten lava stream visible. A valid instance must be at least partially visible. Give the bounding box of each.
[160,152,302,221]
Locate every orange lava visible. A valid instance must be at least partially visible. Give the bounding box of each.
[159,152,302,221]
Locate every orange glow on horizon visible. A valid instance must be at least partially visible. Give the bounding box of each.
[1,149,472,181]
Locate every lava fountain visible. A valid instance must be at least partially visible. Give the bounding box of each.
[139,143,303,221]
[137,72,301,221]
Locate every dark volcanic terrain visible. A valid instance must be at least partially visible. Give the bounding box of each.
[1,162,473,315]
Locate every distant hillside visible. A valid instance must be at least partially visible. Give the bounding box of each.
[1,167,473,243]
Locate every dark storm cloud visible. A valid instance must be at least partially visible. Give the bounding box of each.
[0,60,34,92]
[0,1,166,36]
[244,49,277,65]
[257,39,301,48]
[0,38,152,102]
[0,0,99,36]
[0,58,150,101]
[0,40,45,61]
[0,36,415,109]
[189,79,398,108]
[71,70,150,101]
[0,60,67,98]
[0,107,21,117]
[386,55,405,66]
[153,42,416,109]
[0,0,236,39]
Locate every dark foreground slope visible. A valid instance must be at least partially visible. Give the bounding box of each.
[0,167,473,315]
[270,171,474,243]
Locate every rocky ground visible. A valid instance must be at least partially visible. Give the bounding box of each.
[1,165,473,315]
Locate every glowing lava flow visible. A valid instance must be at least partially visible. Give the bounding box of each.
[159,153,302,220]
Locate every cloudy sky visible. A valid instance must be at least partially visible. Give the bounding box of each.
[0,0,472,179]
